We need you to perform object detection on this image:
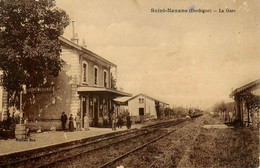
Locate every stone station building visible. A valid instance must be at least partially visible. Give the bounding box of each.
[22,36,131,130]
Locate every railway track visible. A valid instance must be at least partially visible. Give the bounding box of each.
[48,118,189,168]
[98,120,191,168]
[41,119,187,168]
[0,118,188,168]
[0,129,136,166]
[147,136,184,168]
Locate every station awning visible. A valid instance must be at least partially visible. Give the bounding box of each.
[77,86,132,97]
[230,79,260,98]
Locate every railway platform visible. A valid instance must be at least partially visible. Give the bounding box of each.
[0,124,144,157]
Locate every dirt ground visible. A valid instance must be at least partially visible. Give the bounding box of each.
[178,113,259,168]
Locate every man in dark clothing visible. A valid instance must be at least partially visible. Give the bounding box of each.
[117,113,123,128]
[61,112,67,130]
[126,113,132,129]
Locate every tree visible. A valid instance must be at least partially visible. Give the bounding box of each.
[111,73,117,90]
[213,101,228,120]
[226,102,235,112]
[0,0,69,100]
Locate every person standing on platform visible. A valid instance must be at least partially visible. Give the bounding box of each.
[112,112,116,130]
[126,113,132,129]
[117,113,123,128]
[61,112,67,131]
[73,117,76,130]
[69,114,74,132]
[84,114,89,131]
[75,114,81,131]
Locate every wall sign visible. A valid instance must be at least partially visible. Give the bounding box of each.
[27,87,54,93]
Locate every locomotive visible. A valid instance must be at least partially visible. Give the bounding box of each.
[189,109,203,118]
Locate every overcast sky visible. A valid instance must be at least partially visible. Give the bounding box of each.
[55,0,260,109]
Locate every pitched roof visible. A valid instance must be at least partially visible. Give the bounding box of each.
[114,93,169,105]
[230,79,260,97]
[114,96,132,103]
[59,36,116,67]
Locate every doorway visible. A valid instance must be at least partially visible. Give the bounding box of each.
[82,97,87,128]
[93,98,99,126]
[139,108,144,116]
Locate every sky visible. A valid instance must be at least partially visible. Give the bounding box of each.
[55,0,260,109]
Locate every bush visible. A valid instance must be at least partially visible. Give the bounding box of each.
[132,116,141,123]
[2,117,16,130]
[212,112,219,118]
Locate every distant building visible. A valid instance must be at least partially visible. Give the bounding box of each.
[114,93,169,122]
[230,79,260,128]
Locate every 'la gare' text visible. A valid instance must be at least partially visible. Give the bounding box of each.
[219,8,236,13]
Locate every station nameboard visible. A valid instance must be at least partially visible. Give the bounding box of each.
[27,87,54,93]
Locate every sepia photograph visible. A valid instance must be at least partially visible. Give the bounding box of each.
[0,0,259,167]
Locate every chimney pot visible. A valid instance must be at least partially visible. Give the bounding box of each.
[71,21,79,44]
[82,39,87,48]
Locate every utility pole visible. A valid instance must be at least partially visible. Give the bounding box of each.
[20,84,26,124]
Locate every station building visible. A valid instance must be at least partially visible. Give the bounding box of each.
[230,79,260,128]
[22,36,131,129]
[114,93,169,122]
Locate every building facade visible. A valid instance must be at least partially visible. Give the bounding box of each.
[230,79,260,128]
[23,36,130,129]
[115,93,169,122]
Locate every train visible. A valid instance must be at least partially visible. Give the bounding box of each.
[189,109,204,118]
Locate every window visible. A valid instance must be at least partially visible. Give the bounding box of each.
[94,66,98,85]
[139,98,144,104]
[82,61,88,84]
[104,70,108,87]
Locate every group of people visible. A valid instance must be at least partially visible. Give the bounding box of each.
[61,111,132,131]
[111,112,132,130]
[61,112,85,132]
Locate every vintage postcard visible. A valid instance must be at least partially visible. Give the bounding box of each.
[0,0,259,167]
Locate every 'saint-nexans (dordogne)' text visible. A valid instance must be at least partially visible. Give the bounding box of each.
[151,8,236,13]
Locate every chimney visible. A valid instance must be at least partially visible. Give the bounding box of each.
[71,21,79,44]
[82,39,87,48]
